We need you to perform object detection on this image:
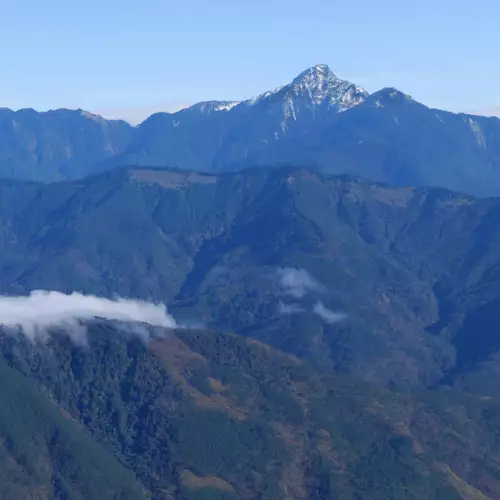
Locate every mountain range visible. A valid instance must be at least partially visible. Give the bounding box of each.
[4,63,500,498]
[1,165,500,497]
[0,165,500,392]
[3,64,500,196]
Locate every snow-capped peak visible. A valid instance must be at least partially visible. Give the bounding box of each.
[291,64,337,89]
[244,64,368,111]
[289,64,368,108]
[186,65,368,117]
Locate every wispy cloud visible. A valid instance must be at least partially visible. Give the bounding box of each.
[0,290,176,341]
[278,301,305,315]
[278,268,322,298]
[313,301,346,324]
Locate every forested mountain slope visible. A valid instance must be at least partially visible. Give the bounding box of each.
[0,166,499,389]
[2,324,500,499]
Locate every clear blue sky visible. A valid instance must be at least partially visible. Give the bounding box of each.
[2,0,499,122]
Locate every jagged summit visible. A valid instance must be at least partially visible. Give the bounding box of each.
[288,63,368,108]
[176,65,367,115]
[290,64,343,103]
[291,63,338,87]
[243,64,368,111]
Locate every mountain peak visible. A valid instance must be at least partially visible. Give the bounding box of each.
[288,64,368,109]
[292,64,337,85]
[242,64,367,111]
[291,64,340,100]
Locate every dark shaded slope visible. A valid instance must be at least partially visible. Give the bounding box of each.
[0,353,147,499]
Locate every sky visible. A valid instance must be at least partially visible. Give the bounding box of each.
[1,0,499,123]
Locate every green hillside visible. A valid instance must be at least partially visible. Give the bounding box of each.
[0,166,499,497]
[0,166,499,389]
[0,353,146,499]
[2,325,500,499]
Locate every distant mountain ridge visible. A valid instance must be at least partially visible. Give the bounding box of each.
[0,106,132,181]
[2,64,500,195]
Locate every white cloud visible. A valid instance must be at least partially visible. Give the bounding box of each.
[278,268,322,298]
[0,290,176,341]
[278,301,305,314]
[313,301,346,324]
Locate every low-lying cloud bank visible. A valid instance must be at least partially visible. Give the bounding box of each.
[0,290,176,341]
